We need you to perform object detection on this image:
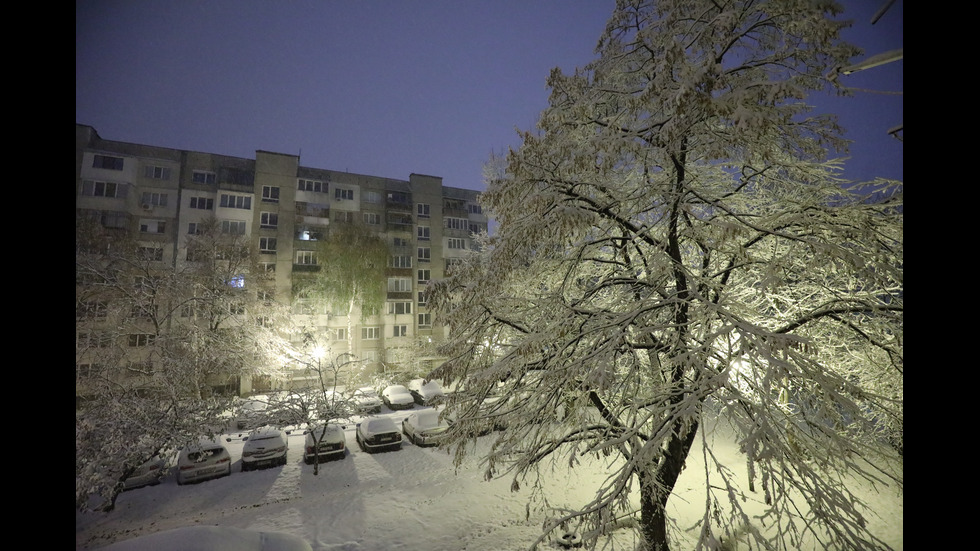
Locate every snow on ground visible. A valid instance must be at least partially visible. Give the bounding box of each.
[76,407,902,551]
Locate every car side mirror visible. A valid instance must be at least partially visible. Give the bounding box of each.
[242,436,249,441]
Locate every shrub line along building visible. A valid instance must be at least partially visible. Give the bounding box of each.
[75,123,486,396]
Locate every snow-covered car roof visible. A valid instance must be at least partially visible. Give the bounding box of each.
[407,409,445,430]
[247,426,285,441]
[359,417,398,436]
[305,424,345,444]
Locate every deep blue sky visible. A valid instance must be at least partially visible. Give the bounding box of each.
[76,0,902,192]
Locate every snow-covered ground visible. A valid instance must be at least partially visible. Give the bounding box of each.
[76,406,902,551]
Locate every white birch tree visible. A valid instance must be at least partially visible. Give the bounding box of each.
[428,1,902,549]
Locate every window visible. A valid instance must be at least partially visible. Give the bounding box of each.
[417,247,430,262]
[259,237,277,253]
[387,277,412,292]
[393,325,407,337]
[363,212,381,225]
[418,313,431,327]
[335,328,347,341]
[262,185,280,203]
[81,180,127,198]
[93,154,124,170]
[363,191,382,203]
[220,194,251,209]
[335,188,354,200]
[334,211,354,223]
[187,222,202,235]
[141,192,169,208]
[468,203,483,214]
[138,246,164,261]
[417,269,430,284]
[446,217,468,231]
[390,255,412,268]
[128,334,155,347]
[418,291,427,306]
[193,170,216,184]
[388,301,412,315]
[139,219,166,234]
[362,327,380,340]
[260,212,278,228]
[417,226,430,240]
[221,220,246,235]
[417,203,430,218]
[387,191,410,204]
[260,261,276,273]
[295,250,317,265]
[189,196,213,210]
[76,300,108,319]
[393,237,411,247]
[144,165,171,180]
[298,178,326,192]
[77,331,112,349]
[448,238,466,249]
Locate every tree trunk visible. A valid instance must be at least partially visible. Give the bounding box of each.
[638,419,700,551]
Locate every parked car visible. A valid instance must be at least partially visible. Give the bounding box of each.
[355,416,402,452]
[406,378,446,406]
[177,439,232,485]
[241,426,289,471]
[381,385,415,410]
[350,387,383,414]
[402,408,450,446]
[235,395,270,430]
[122,455,167,490]
[304,423,347,464]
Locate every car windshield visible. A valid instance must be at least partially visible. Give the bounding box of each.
[187,448,222,462]
[415,411,441,429]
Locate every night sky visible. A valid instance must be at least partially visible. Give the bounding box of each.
[76,0,902,192]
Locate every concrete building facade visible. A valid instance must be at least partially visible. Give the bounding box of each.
[75,124,486,394]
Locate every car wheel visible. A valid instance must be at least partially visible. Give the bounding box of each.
[557,533,582,548]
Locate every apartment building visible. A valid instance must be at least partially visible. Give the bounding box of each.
[75,124,487,395]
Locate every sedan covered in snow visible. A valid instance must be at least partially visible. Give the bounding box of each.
[381,385,415,410]
[177,439,232,485]
[241,427,289,471]
[406,378,446,406]
[355,416,402,452]
[122,455,167,490]
[401,408,450,447]
[350,387,383,414]
[304,424,346,464]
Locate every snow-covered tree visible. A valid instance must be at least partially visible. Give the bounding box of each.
[428,1,902,549]
[75,215,293,512]
[293,221,389,368]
